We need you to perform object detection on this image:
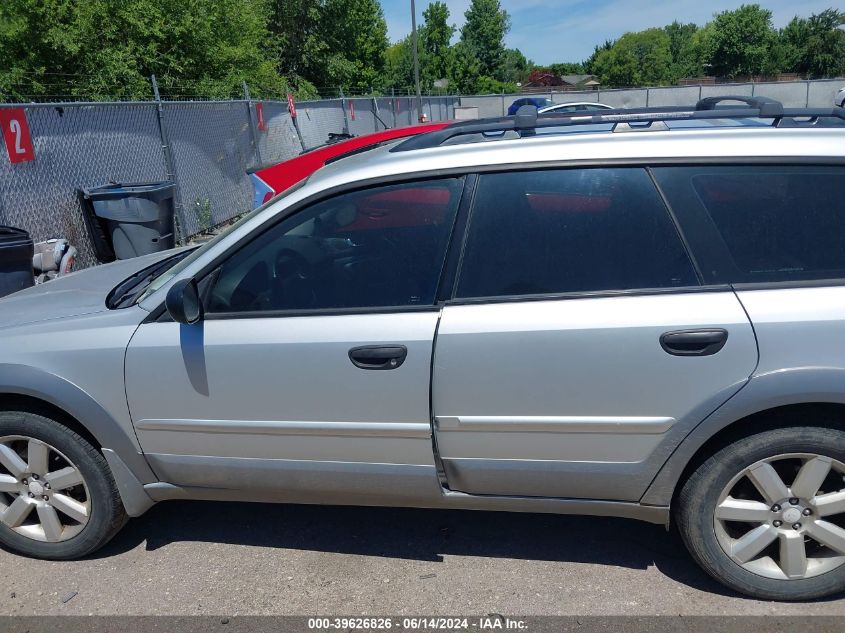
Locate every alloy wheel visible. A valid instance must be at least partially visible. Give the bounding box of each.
[0,435,90,543]
[714,452,845,580]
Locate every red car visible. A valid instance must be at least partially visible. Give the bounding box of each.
[250,123,450,208]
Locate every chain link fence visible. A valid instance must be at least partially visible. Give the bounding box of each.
[4,78,840,269]
[0,95,457,268]
[459,78,844,117]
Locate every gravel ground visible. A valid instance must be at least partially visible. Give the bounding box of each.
[1,500,844,616]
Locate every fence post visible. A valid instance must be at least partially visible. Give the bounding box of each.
[339,88,351,134]
[242,81,263,168]
[699,85,703,102]
[806,80,810,107]
[391,88,397,128]
[371,97,380,131]
[150,74,186,244]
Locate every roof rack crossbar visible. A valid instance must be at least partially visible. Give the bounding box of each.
[695,95,784,117]
[391,101,845,152]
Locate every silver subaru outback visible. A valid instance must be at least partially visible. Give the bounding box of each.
[1,97,844,601]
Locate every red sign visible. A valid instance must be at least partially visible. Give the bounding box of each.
[0,108,35,164]
[349,100,356,121]
[287,93,297,119]
[255,102,267,131]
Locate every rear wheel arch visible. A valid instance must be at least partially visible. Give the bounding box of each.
[669,402,845,509]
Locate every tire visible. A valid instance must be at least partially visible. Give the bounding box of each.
[0,411,127,559]
[677,426,845,600]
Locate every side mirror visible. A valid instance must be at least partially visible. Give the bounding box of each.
[165,278,203,324]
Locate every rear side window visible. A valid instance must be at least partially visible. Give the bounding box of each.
[455,168,698,299]
[653,166,845,283]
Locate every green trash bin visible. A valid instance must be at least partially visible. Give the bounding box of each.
[81,182,176,260]
[0,226,34,298]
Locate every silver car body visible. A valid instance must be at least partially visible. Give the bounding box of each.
[3,126,845,525]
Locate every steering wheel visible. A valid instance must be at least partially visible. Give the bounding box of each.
[272,249,318,309]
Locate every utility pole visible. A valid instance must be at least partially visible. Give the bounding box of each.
[410,0,424,123]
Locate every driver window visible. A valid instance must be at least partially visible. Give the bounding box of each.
[206,177,464,314]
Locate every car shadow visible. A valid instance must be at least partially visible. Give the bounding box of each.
[89,500,744,598]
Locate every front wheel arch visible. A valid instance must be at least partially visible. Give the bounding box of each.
[0,364,156,484]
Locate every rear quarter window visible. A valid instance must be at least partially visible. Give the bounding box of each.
[653,166,845,284]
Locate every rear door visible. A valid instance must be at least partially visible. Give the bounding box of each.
[432,167,758,501]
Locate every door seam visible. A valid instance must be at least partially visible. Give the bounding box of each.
[428,307,450,490]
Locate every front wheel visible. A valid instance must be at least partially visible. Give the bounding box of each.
[0,411,127,559]
[676,426,845,600]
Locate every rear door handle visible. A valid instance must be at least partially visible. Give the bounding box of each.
[660,329,728,357]
[348,345,408,370]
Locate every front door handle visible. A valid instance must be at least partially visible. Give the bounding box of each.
[348,345,408,370]
[660,329,728,357]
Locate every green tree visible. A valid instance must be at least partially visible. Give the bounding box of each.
[458,0,510,84]
[502,48,531,85]
[583,40,614,75]
[591,28,673,87]
[698,4,781,79]
[780,9,845,78]
[448,40,482,93]
[663,21,702,81]
[267,0,324,97]
[0,0,285,101]
[549,62,585,76]
[319,0,389,92]
[384,38,415,92]
[420,1,454,85]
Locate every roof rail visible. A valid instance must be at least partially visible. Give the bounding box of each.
[695,95,784,116]
[391,97,845,153]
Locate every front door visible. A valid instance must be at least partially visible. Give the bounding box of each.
[431,167,758,501]
[125,177,465,501]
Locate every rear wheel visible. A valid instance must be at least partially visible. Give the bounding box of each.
[0,411,126,559]
[677,426,845,600]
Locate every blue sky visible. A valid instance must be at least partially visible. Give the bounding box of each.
[381,0,840,65]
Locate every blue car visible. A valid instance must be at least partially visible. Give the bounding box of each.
[507,97,553,115]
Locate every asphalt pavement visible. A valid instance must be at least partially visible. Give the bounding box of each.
[1,500,844,616]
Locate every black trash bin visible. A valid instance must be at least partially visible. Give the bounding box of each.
[0,226,35,299]
[81,182,176,260]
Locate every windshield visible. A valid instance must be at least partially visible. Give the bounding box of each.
[136,178,309,304]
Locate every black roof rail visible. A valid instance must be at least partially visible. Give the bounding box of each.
[391,98,845,153]
[695,95,784,116]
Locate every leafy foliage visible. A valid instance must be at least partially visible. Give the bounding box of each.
[1,0,843,100]
[460,0,510,78]
[0,0,284,101]
[591,29,673,87]
[663,21,702,82]
[421,2,454,85]
[698,4,780,78]
[269,0,388,95]
[579,4,845,88]
[779,9,845,79]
